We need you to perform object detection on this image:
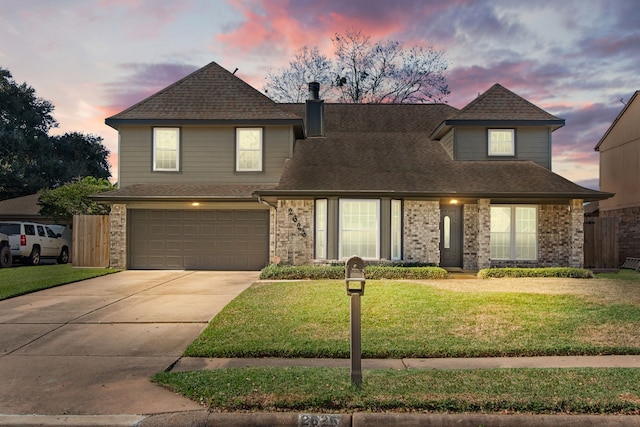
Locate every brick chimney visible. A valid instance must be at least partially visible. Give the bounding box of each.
[305,82,324,137]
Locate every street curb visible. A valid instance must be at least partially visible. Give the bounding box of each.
[137,411,640,427]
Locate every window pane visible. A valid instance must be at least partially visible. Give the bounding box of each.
[340,200,379,259]
[443,216,451,249]
[391,200,402,260]
[490,206,512,259]
[154,128,179,171]
[315,199,327,259]
[490,206,537,260]
[236,128,262,171]
[489,129,514,156]
[515,207,537,259]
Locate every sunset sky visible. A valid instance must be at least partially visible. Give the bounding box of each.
[1,0,638,189]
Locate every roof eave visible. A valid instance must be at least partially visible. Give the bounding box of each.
[105,118,305,135]
[91,195,259,203]
[254,189,612,202]
[429,119,565,140]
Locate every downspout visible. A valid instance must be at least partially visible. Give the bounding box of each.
[258,196,278,261]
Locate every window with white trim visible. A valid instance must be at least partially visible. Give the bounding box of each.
[236,128,263,172]
[391,199,402,260]
[315,199,327,259]
[153,127,180,171]
[339,199,379,259]
[488,129,515,156]
[490,206,537,260]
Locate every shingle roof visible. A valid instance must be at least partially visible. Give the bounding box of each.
[258,103,609,201]
[93,183,277,201]
[105,61,301,126]
[451,83,563,122]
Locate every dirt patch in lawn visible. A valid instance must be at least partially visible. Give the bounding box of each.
[407,278,640,306]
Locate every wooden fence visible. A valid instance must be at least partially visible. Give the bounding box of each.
[72,215,110,267]
[584,217,619,269]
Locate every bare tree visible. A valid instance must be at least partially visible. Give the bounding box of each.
[264,46,334,102]
[264,29,449,103]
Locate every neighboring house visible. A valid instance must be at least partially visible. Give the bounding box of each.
[595,91,640,263]
[95,61,611,271]
[0,194,50,222]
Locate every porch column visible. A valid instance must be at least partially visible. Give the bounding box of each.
[569,199,584,268]
[109,203,127,269]
[477,199,491,269]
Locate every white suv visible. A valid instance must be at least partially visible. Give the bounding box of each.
[0,222,70,266]
[0,232,11,268]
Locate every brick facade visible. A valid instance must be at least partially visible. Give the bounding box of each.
[463,203,479,270]
[273,199,315,265]
[108,203,127,269]
[601,205,640,263]
[403,200,440,265]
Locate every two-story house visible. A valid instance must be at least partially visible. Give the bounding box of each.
[96,61,611,270]
[595,90,640,263]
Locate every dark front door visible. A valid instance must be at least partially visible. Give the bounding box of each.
[440,205,462,267]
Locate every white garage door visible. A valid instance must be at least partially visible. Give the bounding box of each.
[129,209,269,270]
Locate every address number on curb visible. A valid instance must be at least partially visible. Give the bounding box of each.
[298,413,342,426]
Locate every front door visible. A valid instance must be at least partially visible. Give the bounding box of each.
[440,205,462,267]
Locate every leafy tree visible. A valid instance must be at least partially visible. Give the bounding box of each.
[50,132,111,186]
[38,176,115,222]
[0,68,111,200]
[0,68,57,199]
[264,29,450,104]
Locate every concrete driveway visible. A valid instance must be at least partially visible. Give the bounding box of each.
[0,270,258,415]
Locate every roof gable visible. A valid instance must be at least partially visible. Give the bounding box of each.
[106,61,300,125]
[595,90,640,151]
[452,83,563,122]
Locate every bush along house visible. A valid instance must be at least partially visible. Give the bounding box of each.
[95,61,612,270]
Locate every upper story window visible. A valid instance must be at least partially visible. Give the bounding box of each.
[153,127,180,171]
[488,129,515,156]
[236,128,263,172]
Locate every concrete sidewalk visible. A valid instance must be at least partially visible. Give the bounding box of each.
[171,354,640,371]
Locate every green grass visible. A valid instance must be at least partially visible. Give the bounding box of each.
[0,264,119,300]
[597,269,640,281]
[153,367,640,414]
[186,280,640,358]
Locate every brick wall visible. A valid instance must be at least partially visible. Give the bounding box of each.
[601,205,640,262]
[274,199,314,264]
[403,200,440,265]
[463,203,479,270]
[108,204,127,269]
[477,199,491,269]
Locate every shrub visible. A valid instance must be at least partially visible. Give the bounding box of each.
[477,267,595,279]
[259,264,448,280]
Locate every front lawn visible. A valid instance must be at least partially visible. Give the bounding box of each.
[160,271,640,414]
[154,367,640,414]
[186,277,640,358]
[0,264,119,300]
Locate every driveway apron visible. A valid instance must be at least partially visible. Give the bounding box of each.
[0,270,257,415]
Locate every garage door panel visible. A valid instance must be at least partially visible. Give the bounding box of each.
[129,209,268,270]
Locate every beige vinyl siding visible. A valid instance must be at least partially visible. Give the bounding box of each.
[599,96,640,212]
[118,125,294,187]
[454,126,551,169]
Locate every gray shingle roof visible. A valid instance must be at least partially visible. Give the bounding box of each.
[451,83,563,122]
[259,103,609,201]
[105,62,301,125]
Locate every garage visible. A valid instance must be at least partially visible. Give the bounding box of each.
[128,209,269,270]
